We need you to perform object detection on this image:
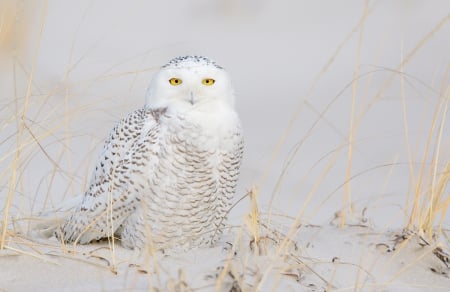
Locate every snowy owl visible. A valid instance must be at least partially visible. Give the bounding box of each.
[56,56,244,250]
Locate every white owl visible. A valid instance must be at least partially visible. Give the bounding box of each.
[56,56,244,250]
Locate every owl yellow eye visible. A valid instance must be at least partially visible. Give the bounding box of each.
[169,78,182,86]
[202,78,215,86]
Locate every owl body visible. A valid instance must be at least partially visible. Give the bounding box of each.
[57,56,243,249]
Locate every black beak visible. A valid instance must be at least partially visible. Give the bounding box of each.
[189,92,194,105]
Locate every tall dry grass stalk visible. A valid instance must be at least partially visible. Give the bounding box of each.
[348,13,450,237]
[342,0,370,227]
[407,83,449,239]
[0,0,48,249]
[245,186,261,252]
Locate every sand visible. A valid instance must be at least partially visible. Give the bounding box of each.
[1,223,449,290]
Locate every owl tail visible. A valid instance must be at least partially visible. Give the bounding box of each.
[29,195,84,239]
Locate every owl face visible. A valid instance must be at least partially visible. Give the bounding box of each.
[145,56,235,112]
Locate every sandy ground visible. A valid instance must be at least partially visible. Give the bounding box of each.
[1,0,449,291]
[1,223,449,291]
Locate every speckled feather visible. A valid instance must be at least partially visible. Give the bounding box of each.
[56,56,243,250]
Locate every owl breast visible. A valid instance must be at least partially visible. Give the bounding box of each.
[120,110,243,249]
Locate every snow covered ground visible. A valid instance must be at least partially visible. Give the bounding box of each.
[1,0,449,290]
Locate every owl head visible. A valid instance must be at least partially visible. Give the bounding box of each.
[145,56,235,112]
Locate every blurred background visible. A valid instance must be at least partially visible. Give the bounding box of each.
[1,0,449,231]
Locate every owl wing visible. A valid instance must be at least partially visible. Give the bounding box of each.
[57,108,165,245]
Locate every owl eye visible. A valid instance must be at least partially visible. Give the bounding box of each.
[202,78,215,86]
[169,78,182,86]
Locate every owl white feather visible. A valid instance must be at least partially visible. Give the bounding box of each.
[56,56,244,250]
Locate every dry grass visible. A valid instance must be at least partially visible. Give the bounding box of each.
[407,81,449,239]
[1,1,449,291]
